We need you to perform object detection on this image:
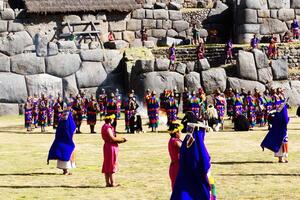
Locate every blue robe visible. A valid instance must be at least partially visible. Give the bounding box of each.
[261,105,289,153]
[171,129,211,200]
[47,111,76,163]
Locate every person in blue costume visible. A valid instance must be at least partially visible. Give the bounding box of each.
[261,100,289,163]
[47,105,77,175]
[171,122,216,200]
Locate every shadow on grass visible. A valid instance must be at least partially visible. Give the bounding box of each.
[0,172,58,176]
[212,161,273,165]
[0,185,107,189]
[218,173,300,177]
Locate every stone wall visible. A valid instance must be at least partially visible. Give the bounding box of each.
[235,0,300,43]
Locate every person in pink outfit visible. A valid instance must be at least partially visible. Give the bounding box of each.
[168,122,183,191]
[101,114,127,187]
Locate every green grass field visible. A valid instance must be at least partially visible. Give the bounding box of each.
[0,112,300,200]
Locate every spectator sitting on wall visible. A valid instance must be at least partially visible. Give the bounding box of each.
[108,31,115,41]
[250,34,260,49]
[196,40,205,60]
[283,31,293,43]
[192,24,200,45]
[140,26,148,46]
[267,36,278,60]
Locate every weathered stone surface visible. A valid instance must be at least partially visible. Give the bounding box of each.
[133,60,154,74]
[252,49,269,69]
[34,33,48,57]
[0,73,27,103]
[185,72,201,91]
[169,10,183,20]
[142,19,156,28]
[109,21,126,31]
[237,33,253,44]
[268,0,283,9]
[176,62,186,75]
[240,0,262,9]
[199,29,208,37]
[127,19,142,31]
[11,53,45,75]
[271,58,288,80]
[239,24,260,34]
[133,71,184,97]
[0,103,19,116]
[101,73,124,92]
[196,58,210,71]
[48,42,58,56]
[63,15,81,22]
[286,88,300,106]
[156,20,163,29]
[26,74,62,97]
[167,29,178,37]
[104,40,129,49]
[0,53,10,72]
[267,80,291,91]
[202,68,227,94]
[102,50,123,73]
[57,41,77,50]
[96,12,107,21]
[154,58,170,71]
[7,21,24,32]
[258,67,273,84]
[0,31,33,56]
[82,14,96,21]
[46,54,81,77]
[123,31,136,42]
[132,9,146,19]
[153,9,169,19]
[239,9,257,24]
[173,20,189,32]
[178,31,186,38]
[278,9,295,21]
[80,49,104,62]
[76,62,107,88]
[186,61,195,73]
[237,50,258,81]
[0,20,7,32]
[228,77,265,92]
[162,20,172,30]
[168,2,182,10]
[144,40,155,48]
[146,10,153,19]
[154,2,166,9]
[290,80,300,94]
[1,8,15,20]
[291,0,300,8]
[257,10,270,18]
[63,74,78,98]
[130,39,143,48]
[270,10,278,18]
[152,29,167,38]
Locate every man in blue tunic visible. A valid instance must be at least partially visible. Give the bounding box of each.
[47,105,76,175]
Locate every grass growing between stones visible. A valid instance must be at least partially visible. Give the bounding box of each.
[0,114,300,200]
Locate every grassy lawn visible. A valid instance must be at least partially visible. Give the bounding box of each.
[0,112,299,200]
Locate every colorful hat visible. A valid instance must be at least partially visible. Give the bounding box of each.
[169,122,184,134]
[104,114,115,120]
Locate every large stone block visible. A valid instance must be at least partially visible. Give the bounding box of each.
[154,58,170,71]
[260,18,288,35]
[76,62,107,88]
[11,53,45,75]
[123,31,136,42]
[63,15,81,22]
[146,10,153,19]
[109,21,126,31]
[239,24,260,34]
[127,19,142,31]
[267,80,291,91]
[169,10,183,20]
[173,20,189,32]
[271,58,288,80]
[57,41,77,50]
[163,20,172,30]
[257,10,270,18]
[0,73,27,103]
[290,80,300,94]
[239,9,257,24]
[157,37,183,46]
[286,88,300,106]
[35,33,48,57]
[291,0,300,8]
[0,103,19,116]
[228,77,265,92]
[268,0,283,9]
[186,61,195,73]
[132,9,146,19]
[153,9,169,20]
[252,49,269,69]
[132,71,184,97]
[152,29,167,38]
[133,59,155,74]
[46,54,81,77]
[196,58,210,71]
[0,20,7,32]
[0,53,10,72]
[48,42,58,56]
[278,9,295,21]
[82,14,96,21]
[102,50,123,73]
[26,74,62,97]
[142,19,156,29]
[176,62,186,75]
[258,67,273,84]
[185,72,201,91]
[96,12,107,21]
[0,31,33,56]
[1,8,15,20]
[63,74,78,98]
[167,29,178,37]
[238,33,254,44]
[80,49,104,62]
[168,2,182,10]
[7,21,24,32]
[237,50,258,81]
[104,40,129,49]
[202,68,227,94]
[240,0,262,9]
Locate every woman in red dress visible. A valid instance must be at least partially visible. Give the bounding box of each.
[101,114,127,187]
[168,122,183,190]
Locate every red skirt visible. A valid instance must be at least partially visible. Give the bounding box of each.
[102,142,119,173]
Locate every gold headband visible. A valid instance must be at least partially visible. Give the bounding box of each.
[169,124,184,134]
[104,114,115,120]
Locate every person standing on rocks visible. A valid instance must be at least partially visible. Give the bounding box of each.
[225,39,233,64]
[140,26,148,46]
[250,34,260,49]
[291,17,299,40]
[169,43,176,71]
[196,41,205,60]
[192,24,200,45]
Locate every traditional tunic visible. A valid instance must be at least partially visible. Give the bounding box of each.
[214,95,226,121]
[72,100,83,126]
[167,97,178,126]
[225,40,233,58]
[264,95,273,123]
[234,94,244,119]
[38,100,48,127]
[24,103,33,128]
[245,95,257,127]
[115,94,122,120]
[197,44,205,60]
[32,98,39,126]
[47,98,54,126]
[250,37,259,49]
[182,91,190,113]
[291,20,299,38]
[168,137,181,190]
[53,101,63,128]
[124,98,138,130]
[101,123,119,173]
[268,41,277,59]
[226,93,234,117]
[87,100,99,125]
[256,97,266,126]
[169,47,176,64]
[147,96,159,128]
[98,94,107,118]
[273,94,284,110]
[189,96,201,118]
[160,92,170,112]
[199,92,207,118]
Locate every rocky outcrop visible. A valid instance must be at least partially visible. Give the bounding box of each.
[237,50,258,81]
[202,68,227,94]
[76,62,107,88]
[11,53,45,75]
[184,72,201,91]
[46,54,81,77]
[228,77,265,92]
[0,31,33,56]
[0,73,27,103]
[0,103,19,116]
[271,58,288,80]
